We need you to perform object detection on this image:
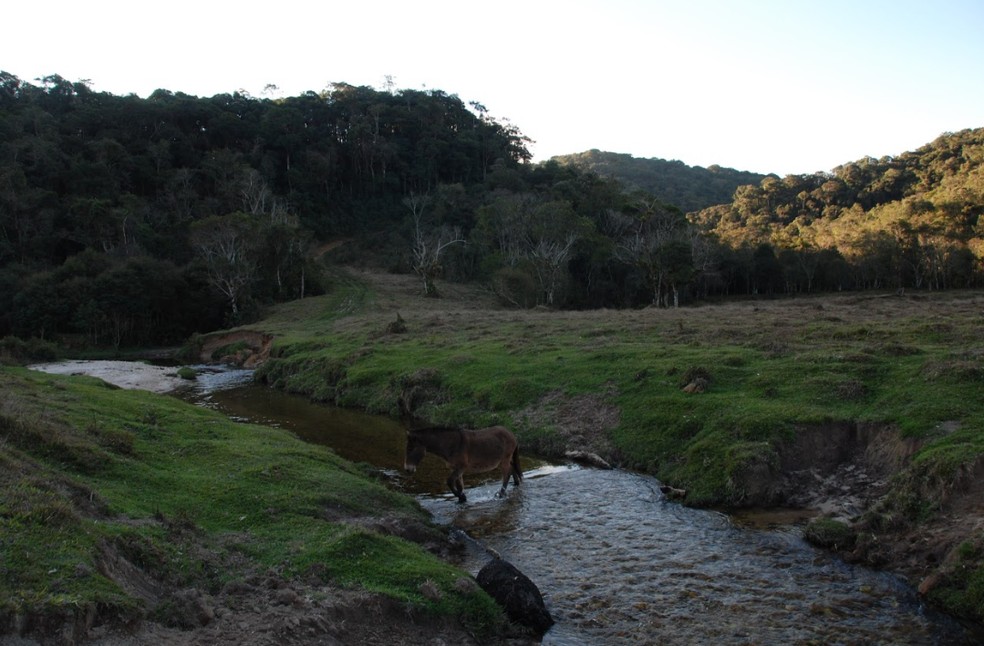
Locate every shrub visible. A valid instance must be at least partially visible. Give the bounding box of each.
[0,336,59,365]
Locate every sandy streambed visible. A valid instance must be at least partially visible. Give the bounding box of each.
[28,360,191,393]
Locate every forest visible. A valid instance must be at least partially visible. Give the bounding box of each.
[1,71,982,350]
[551,149,770,213]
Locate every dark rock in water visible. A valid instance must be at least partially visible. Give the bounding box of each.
[659,484,688,500]
[565,450,612,469]
[476,557,553,637]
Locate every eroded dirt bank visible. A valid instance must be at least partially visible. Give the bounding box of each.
[512,386,983,627]
[734,422,984,609]
[193,330,273,368]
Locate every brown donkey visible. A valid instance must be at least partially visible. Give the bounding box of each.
[404,426,522,503]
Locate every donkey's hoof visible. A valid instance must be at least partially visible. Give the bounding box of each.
[457,495,467,504]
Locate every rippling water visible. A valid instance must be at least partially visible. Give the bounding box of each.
[184,377,975,644]
[421,467,974,644]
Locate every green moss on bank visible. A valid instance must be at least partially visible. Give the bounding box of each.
[0,366,503,639]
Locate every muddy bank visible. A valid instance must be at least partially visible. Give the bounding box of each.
[6,530,522,646]
[510,386,984,627]
[192,330,273,368]
[705,421,984,623]
[729,422,919,517]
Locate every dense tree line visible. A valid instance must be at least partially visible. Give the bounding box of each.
[1,71,982,351]
[0,73,536,346]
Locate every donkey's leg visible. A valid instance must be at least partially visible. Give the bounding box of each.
[497,460,511,497]
[447,470,466,503]
[511,449,523,486]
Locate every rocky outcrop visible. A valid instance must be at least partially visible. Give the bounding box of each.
[476,557,553,637]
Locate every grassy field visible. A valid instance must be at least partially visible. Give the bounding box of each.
[239,268,984,624]
[5,267,983,635]
[248,270,984,503]
[0,364,505,642]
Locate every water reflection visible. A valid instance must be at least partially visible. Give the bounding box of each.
[181,378,540,496]
[182,378,976,645]
[186,364,253,389]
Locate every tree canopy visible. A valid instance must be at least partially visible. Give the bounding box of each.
[689,129,984,293]
[1,70,981,349]
[550,149,771,213]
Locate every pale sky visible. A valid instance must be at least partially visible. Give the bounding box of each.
[4,0,983,176]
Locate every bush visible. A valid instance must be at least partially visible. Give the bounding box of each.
[0,336,59,365]
[490,267,538,308]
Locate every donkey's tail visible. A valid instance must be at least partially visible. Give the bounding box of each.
[511,445,523,485]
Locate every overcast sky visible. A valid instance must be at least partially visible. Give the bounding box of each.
[4,0,983,175]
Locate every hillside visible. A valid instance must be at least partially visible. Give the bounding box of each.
[2,73,982,354]
[550,149,771,212]
[689,128,984,293]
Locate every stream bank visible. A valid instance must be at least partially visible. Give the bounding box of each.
[23,359,984,643]
[191,376,980,644]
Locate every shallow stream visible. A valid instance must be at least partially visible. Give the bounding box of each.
[179,373,979,645]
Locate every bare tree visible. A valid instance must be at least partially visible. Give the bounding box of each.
[529,233,578,306]
[476,194,584,307]
[190,213,259,317]
[406,192,465,296]
[610,199,693,307]
[241,169,272,216]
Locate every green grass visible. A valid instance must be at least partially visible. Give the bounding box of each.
[0,366,503,636]
[251,277,984,509]
[926,541,984,623]
[7,271,984,630]
[189,271,984,624]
